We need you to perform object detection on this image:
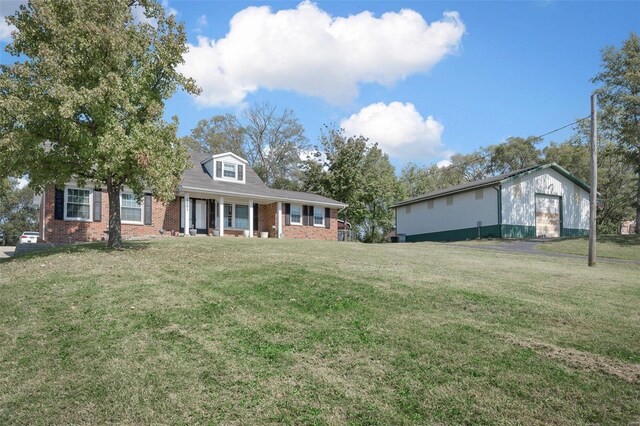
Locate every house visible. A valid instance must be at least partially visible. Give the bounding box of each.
[39,152,347,244]
[392,163,590,242]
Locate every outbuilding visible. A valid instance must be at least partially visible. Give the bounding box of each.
[393,163,590,242]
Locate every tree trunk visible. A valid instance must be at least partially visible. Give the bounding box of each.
[636,172,640,235]
[107,180,123,249]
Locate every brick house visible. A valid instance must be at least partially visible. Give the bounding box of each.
[39,152,346,244]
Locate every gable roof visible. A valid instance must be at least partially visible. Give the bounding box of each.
[179,152,347,208]
[392,163,590,208]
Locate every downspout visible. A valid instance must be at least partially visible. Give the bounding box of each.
[493,185,502,238]
[41,189,46,241]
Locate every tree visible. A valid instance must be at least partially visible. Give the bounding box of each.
[486,136,541,175]
[0,178,39,245]
[242,102,309,188]
[592,32,640,233]
[181,114,245,156]
[0,0,199,248]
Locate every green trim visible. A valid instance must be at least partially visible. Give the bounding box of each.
[500,225,536,239]
[406,225,501,242]
[496,186,502,237]
[562,227,589,237]
[501,163,591,193]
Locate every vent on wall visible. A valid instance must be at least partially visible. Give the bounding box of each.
[427,200,434,209]
[475,189,484,200]
[405,205,411,214]
[446,196,453,206]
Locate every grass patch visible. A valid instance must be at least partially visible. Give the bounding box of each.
[537,235,640,261]
[1,238,639,424]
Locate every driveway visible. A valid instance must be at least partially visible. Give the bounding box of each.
[0,246,16,259]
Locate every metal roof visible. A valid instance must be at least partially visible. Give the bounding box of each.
[392,163,591,208]
[180,152,347,208]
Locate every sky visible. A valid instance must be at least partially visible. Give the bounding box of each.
[1,1,639,172]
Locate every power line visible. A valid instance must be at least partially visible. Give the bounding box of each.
[527,116,590,142]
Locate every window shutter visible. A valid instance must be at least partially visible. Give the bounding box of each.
[253,203,259,231]
[144,193,152,225]
[325,207,330,229]
[308,206,314,226]
[209,200,216,228]
[238,164,244,181]
[216,161,222,178]
[285,203,291,226]
[302,205,308,226]
[54,188,64,220]
[93,189,102,222]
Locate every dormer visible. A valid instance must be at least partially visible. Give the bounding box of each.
[210,152,248,184]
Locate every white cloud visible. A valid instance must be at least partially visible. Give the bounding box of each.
[0,19,16,42]
[340,102,446,161]
[1,0,26,42]
[197,14,208,27]
[180,1,465,107]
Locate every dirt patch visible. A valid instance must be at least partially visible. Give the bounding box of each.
[502,335,640,384]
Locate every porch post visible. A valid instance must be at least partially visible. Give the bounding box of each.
[249,199,254,238]
[277,201,282,238]
[218,196,224,237]
[184,193,190,236]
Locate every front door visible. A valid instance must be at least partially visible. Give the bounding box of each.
[535,194,561,238]
[180,198,209,234]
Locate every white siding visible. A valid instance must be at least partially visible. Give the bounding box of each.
[501,168,589,230]
[396,187,498,236]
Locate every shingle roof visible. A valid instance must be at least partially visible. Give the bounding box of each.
[179,152,347,207]
[392,163,590,208]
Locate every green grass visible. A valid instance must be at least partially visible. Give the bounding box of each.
[538,235,640,261]
[1,238,639,424]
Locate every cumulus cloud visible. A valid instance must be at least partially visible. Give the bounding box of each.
[340,102,446,162]
[180,1,464,107]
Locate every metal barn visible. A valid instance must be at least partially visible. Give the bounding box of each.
[393,163,590,242]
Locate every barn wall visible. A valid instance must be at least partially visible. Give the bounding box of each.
[397,187,499,240]
[501,168,589,236]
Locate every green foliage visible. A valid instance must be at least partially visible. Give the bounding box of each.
[181,114,246,156]
[592,32,640,232]
[0,178,39,244]
[486,136,541,174]
[0,0,199,248]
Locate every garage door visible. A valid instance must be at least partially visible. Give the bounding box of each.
[535,195,560,238]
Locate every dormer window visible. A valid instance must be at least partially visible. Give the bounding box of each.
[212,153,246,184]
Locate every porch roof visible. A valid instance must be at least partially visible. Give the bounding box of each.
[179,152,347,208]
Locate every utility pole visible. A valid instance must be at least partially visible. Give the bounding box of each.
[588,94,598,267]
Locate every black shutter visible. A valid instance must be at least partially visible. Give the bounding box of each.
[285,203,291,226]
[144,193,152,225]
[238,164,244,181]
[253,203,259,231]
[93,189,102,222]
[209,200,216,228]
[302,205,308,226]
[308,206,314,226]
[191,199,196,229]
[216,161,222,178]
[54,187,64,220]
[325,207,331,229]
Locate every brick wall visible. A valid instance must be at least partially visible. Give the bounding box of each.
[42,186,180,244]
[281,207,338,241]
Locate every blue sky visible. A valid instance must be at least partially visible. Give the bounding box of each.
[2,1,639,171]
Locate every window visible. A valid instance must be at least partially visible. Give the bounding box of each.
[290,204,302,225]
[66,188,91,220]
[235,205,249,229]
[121,193,142,223]
[223,162,236,178]
[405,205,411,214]
[475,189,484,200]
[313,206,324,226]
[446,196,453,206]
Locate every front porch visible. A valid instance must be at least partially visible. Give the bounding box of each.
[179,193,283,238]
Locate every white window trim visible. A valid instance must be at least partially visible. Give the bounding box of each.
[64,186,93,222]
[120,192,144,225]
[214,159,246,184]
[215,202,250,230]
[290,203,302,225]
[313,205,324,227]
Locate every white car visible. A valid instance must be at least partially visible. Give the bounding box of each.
[19,232,39,244]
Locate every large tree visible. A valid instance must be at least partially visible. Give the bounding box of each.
[182,114,245,156]
[592,32,640,233]
[0,178,39,245]
[0,0,199,248]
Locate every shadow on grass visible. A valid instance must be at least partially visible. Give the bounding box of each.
[0,240,152,263]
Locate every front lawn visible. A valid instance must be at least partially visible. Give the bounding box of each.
[537,234,640,261]
[1,238,638,424]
